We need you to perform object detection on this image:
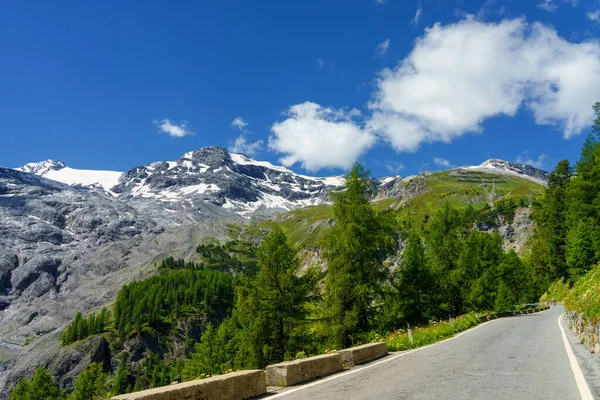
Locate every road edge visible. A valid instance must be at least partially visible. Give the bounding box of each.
[558,313,594,400]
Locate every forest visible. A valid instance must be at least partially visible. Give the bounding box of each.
[10,104,600,400]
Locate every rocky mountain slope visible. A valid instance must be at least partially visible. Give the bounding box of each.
[0,148,549,398]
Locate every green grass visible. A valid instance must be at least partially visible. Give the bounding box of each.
[394,170,542,225]
[564,263,600,319]
[386,313,480,351]
[239,170,544,248]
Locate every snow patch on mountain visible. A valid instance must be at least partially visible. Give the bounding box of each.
[17,160,123,193]
[461,158,549,185]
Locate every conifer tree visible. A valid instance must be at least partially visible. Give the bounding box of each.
[71,362,107,400]
[396,231,433,322]
[239,227,317,367]
[322,163,394,348]
[9,368,66,400]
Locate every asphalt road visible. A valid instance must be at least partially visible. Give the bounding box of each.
[267,307,593,400]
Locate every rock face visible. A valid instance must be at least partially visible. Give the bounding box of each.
[111,147,345,218]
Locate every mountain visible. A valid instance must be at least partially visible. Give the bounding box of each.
[18,147,345,218]
[0,148,549,398]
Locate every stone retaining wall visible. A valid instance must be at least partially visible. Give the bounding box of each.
[565,311,600,357]
[477,306,549,323]
[111,370,266,400]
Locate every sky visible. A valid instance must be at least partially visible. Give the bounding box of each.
[2,0,600,178]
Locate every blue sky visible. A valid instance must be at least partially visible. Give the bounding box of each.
[2,0,600,177]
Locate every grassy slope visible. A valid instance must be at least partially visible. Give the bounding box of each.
[564,264,600,319]
[241,169,544,248]
[395,170,541,225]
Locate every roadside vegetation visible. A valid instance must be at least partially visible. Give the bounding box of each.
[564,263,600,319]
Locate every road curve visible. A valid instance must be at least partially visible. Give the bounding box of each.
[267,307,587,400]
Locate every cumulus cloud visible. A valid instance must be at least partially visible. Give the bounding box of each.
[516,152,550,169]
[412,7,423,26]
[588,10,600,22]
[231,117,248,130]
[375,39,391,57]
[230,135,263,155]
[367,17,600,153]
[154,119,193,138]
[229,117,262,155]
[433,157,451,167]
[269,102,376,171]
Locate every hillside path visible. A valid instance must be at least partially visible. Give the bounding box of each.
[265,307,595,400]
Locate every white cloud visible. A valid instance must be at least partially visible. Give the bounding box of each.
[269,102,376,171]
[317,59,325,69]
[380,160,404,175]
[411,7,423,26]
[366,18,600,153]
[231,117,248,130]
[537,0,578,12]
[375,39,391,57]
[588,10,600,22]
[375,0,387,4]
[154,119,193,138]
[516,153,550,169]
[433,157,451,167]
[230,135,263,155]
[228,117,262,155]
[537,0,558,11]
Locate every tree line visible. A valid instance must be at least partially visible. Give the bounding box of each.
[530,103,600,288]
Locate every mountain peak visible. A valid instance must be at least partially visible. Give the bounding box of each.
[18,160,66,175]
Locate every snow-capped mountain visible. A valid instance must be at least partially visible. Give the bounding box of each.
[17,160,123,193]
[16,147,346,218]
[461,158,549,185]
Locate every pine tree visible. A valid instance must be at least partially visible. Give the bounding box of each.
[494,282,514,313]
[9,368,66,400]
[531,159,572,283]
[322,163,394,348]
[238,227,317,367]
[396,231,433,322]
[497,250,527,305]
[426,203,468,315]
[71,362,107,400]
[112,357,129,395]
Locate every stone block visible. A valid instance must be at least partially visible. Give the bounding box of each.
[338,342,388,368]
[111,370,266,400]
[266,353,343,387]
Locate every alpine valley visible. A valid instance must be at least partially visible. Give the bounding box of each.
[0,146,548,398]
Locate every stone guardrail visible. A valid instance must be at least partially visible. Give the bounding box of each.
[477,305,550,323]
[338,342,388,369]
[111,370,266,400]
[266,353,343,387]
